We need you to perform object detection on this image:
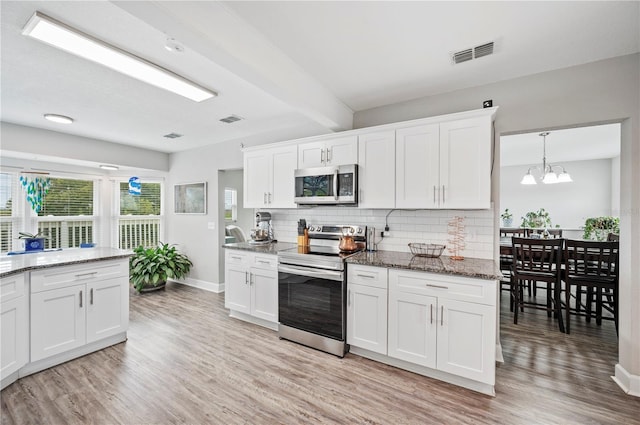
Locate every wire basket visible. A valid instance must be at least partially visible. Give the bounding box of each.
[408,243,446,258]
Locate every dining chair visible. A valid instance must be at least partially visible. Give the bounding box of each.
[499,228,526,308]
[607,233,619,242]
[510,237,565,332]
[563,240,619,334]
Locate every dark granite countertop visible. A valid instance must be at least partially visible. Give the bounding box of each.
[0,247,132,278]
[346,250,502,280]
[222,241,298,255]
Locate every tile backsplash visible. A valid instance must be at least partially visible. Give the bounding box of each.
[264,206,495,260]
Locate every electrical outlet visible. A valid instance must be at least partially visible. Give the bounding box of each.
[382,230,389,238]
[483,99,493,108]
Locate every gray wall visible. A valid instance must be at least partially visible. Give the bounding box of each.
[355,53,640,389]
[500,158,615,230]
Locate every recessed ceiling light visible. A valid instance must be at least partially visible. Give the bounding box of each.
[23,12,217,102]
[99,164,119,171]
[44,113,74,124]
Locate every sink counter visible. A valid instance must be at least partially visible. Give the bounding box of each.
[222,241,298,255]
[346,250,501,281]
[0,247,132,278]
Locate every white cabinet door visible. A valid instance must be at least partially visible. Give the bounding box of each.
[439,117,491,209]
[87,278,129,344]
[225,266,251,314]
[1,296,28,379]
[437,298,496,384]
[250,268,278,323]
[31,285,86,362]
[347,283,388,354]
[298,141,326,168]
[326,135,358,166]
[244,150,270,208]
[395,124,439,208]
[269,146,297,208]
[388,290,437,368]
[358,131,395,209]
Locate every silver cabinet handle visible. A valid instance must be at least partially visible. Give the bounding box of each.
[90,288,94,305]
[426,284,448,289]
[76,272,97,278]
[433,186,436,204]
[357,274,375,279]
[231,256,242,260]
[250,273,254,285]
[441,305,444,326]
[257,260,270,265]
[430,304,433,324]
[360,189,363,203]
[245,271,248,285]
[442,185,445,203]
[327,147,332,163]
[321,149,325,164]
[79,290,83,308]
[348,289,351,306]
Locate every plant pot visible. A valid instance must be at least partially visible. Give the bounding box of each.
[502,218,513,228]
[24,238,45,251]
[138,281,167,293]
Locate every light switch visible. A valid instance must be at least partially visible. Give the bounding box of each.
[207,222,216,230]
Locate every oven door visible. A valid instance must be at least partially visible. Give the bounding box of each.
[278,264,345,341]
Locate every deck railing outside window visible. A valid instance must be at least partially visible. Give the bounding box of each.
[38,219,94,249]
[0,219,13,253]
[118,217,160,250]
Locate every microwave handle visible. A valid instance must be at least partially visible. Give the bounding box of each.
[333,168,339,200]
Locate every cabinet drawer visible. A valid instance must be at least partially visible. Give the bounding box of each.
[252,254,277,270]
[0,273,26,303]
[348,265,388,289]
[389,269,496,306]
[226,250,251,266]
[31,260,128,293]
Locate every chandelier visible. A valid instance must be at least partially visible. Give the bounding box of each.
[520,132,572,185]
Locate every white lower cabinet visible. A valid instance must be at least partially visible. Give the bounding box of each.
[1,273,28,382]
[225,250,278,326]
[347,265,497,394]
[30,260,129,363]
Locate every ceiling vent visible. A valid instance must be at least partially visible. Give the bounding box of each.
[163,132,183,139]
[452,41,494,64]
[219,115,244,124]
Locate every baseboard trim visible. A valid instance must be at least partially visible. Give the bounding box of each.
[171,278,224,293]
[495,342,504,363]
[612,363,640,397]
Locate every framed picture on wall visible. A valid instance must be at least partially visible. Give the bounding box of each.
[174,182,207,214]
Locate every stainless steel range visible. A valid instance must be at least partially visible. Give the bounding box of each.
[278,224,366,357]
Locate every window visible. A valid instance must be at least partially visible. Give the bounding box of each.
[0,173,17,253]
[118,181,162,249]
[225,188,237,221]
[37,178,96,249]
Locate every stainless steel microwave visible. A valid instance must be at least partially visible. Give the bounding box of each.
[294,164,358,205]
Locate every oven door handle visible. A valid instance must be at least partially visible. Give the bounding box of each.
[278,264,343,282]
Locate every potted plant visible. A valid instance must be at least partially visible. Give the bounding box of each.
[18,231,49,251]
[521,208,552,229]
[583,216,620,241]
[500,209,513,227]
[129,242,193,293]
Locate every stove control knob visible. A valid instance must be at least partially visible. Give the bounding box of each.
[349,227,354,234]
[309,226,315,232]
[357,228,363,234]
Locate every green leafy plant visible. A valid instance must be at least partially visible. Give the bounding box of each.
[129,242,193,293]
[500,209,513,220]
[583,216,620,241]
[521,208,553,228]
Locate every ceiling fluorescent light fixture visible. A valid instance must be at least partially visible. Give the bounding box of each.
[520,132,573,185]
[22,12,217,102]
[99,164,119,171]
[44,113,73,124]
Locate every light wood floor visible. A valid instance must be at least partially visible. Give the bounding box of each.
[2,282,639,425]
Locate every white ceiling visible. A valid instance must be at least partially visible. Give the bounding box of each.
[1,1,638,159]
[500,123,621,167]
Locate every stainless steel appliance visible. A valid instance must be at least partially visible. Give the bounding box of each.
[294,164,358,205]
[250,211,274,244]
[278,224,366,357]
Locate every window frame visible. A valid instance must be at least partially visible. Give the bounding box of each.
[113,178,165,250]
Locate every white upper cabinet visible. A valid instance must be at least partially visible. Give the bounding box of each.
[439,117,492,208]
[244,145,297,209]
[298,135,357,168]
[358,131,396,209]
[396,124,440,208]
[396,116,492,209]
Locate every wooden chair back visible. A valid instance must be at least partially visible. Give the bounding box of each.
[500,228,526,238]
[512,237,564,275]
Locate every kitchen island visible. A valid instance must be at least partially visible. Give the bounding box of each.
[1,248,131,390]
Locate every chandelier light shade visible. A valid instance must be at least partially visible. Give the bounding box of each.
[521,132,573,185]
